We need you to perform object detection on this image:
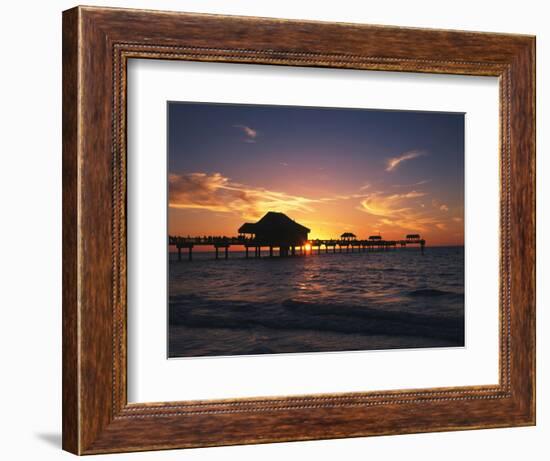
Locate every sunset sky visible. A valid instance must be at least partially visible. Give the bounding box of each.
[168,102,464,246]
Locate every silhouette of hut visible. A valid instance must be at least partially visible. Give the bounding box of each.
[340,232,356,241]
[368,235,382,240]
[238,212,310,247]
[406,233,421,240]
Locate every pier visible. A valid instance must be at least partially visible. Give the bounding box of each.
[169,211,425,261]
[169,234,425,261]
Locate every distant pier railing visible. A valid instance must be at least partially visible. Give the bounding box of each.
[169,235,426,261]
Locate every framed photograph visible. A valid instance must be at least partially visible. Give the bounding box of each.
[62,6,535,455]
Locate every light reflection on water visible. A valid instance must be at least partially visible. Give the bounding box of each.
[168,246,464,357]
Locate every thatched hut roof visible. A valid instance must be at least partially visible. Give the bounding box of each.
[238,212,310,235]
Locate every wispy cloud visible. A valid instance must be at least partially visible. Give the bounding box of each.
[169,172,316,220]
[358,191,425,217]
[233,124,258,143]
[392,179,431,188]
[439,204,449,212]
[386,150,426,172]
[319,192,371,202]
[357,190,447,233]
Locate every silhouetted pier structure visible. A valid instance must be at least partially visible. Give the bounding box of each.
[169,235,426,260]
[169,211,425,261]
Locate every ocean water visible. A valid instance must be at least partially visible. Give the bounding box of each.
[168,246,464,358]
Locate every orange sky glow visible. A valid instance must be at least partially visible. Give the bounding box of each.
[168,170,464,246]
